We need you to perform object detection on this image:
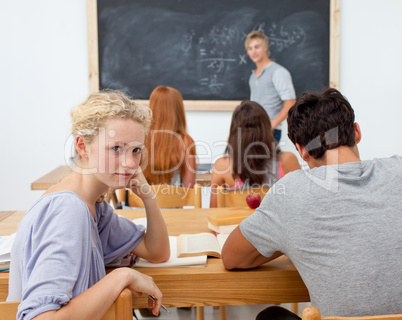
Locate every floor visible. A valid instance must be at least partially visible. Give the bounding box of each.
[134,302,311,319]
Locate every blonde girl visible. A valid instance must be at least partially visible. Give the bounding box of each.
[8,91,170,319]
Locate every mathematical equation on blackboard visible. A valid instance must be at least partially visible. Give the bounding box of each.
[180,22,306,95]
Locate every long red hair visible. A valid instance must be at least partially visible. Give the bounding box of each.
[143,86,196,184]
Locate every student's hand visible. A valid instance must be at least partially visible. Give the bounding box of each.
[125,268,163,316]
[128,167,156,200]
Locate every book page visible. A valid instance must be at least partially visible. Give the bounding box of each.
[208,221,238,234]
[177,233,221,258]
[216,233,229,250]
[0,233,16,263]
[135,236,207,268]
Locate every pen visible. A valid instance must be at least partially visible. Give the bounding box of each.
[146,294,169,313]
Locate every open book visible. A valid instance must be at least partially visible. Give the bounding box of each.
[135,236,207,268]
[177,232,229,258]
[207,222,238,234]
[207,210,252,234]
[129,218,207,267]
[0,233,16,271]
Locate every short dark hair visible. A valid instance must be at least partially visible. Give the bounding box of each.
[226,100,280,185]
[287,88,356,159]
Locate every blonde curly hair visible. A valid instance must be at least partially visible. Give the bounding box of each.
[71,90,152,159]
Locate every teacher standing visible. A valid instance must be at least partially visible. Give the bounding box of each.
[245,30,296,142]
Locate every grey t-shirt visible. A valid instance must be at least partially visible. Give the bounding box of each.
[240,156,402,317]
[249,61,295,127]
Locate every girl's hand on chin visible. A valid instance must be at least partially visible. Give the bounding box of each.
[128,168,156,200]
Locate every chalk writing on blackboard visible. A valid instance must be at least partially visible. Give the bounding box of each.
[265,23,306,52]
[182,22,306,95]
[97,0,330,101]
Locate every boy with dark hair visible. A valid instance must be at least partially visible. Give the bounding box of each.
[288,87,357,159]
[222,88,402,319]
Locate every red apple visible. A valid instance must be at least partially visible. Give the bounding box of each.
[246,193,261,209]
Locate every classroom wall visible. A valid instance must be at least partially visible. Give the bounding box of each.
[1,0,401,211]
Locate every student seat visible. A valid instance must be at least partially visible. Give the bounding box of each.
[0,288,132,320]
[216,185,270,208]
[117,184,202,208]
[302,306,402,320]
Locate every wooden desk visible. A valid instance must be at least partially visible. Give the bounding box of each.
[0,211,24,235]
[31,165,212,190]
[0,209,309,317]
[29,165,121,206]
[0,212,15,223]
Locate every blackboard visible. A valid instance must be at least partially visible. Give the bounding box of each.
[95,0,334,104]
